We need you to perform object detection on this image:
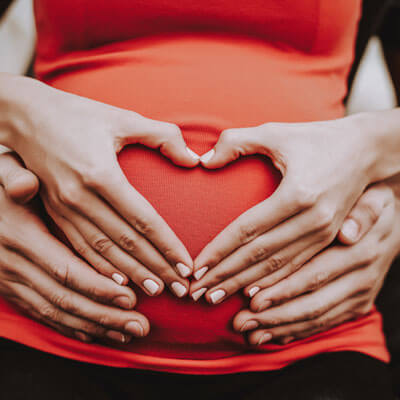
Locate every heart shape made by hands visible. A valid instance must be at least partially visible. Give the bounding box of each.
[115,133,281,358]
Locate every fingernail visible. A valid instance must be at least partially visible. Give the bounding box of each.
[143,279,160,295]
[75,331,92,342]
[125,321,144,337]
[210,289,226,304]
[257,332,272,345]
[112,273,125,285]
[176,263,192,278]
[194,266,208,280]
[186,146,200,160]
[192,287,207,301]
[171,282,187,297]
[248,286,260,298]
[113,296,133,309]
[341,219,359,242]
[106,330,127,343]
[257,300,272,312]
[240,320,259,332]
[200,149,215,163]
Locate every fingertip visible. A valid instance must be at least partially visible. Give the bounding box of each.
[338,218,359,245]
[6,172,39,204]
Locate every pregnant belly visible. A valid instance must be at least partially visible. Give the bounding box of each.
[112,129,281,359]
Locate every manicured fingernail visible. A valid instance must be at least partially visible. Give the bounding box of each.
[75,331,92,342]
[200,149,215,163]
[210,289,226,304]
[106,330,127,343]
[257,300,272,312]
[176,263,192,278]
[192,287,207,301]
[341,218,359,241]
[257,333,272,345]
[112,273,125,285]
[113,296,133,309]
[248,286,260,298]
[194,266,208,280]
[171,282,187,297]
[143,279,160,295]
[125,321,144,337]
[186,146,200,160]
[240,320,259,332]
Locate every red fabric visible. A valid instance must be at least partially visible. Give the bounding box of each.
[0,0,390,374]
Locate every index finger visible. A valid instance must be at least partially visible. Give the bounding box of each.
[87,164,193,270]
[15,226,137,309]
[193,179,305,274]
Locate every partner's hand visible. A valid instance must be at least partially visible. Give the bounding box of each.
[0,151,39,204]
[0,154,149,343]
[5,76,199,298]
[190,117,375,303]
[234,183,400,345]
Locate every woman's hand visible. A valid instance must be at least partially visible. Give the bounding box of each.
[190,117,376,303]
[0,152,149,343]
[233,183,400,345]
[2,74,199,298]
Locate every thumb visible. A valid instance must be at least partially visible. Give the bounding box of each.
[0,152,39,204]
[200,125,280,169]
[338,184,393,245]
[116,114,200,168]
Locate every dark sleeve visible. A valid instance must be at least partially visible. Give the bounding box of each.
[0,0,14,19]
[378,0,400,49]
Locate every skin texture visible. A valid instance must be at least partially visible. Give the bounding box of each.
[190,117,377,303]
[236,183,400,345]
[0,149,397,344]
[0,169,151,343]
[1,74,200,300]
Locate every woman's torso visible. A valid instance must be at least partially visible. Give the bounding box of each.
[0,0,390,373]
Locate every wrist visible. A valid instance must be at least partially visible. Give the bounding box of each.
[349,109,400,183]
[0,73,48,150]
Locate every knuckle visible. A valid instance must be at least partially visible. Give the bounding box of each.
[91,234,114,255]
[51,263,71,287]
[249,245,269,264]
[80,166,113,188]
[119,233,138,253]
[262,255,285,274]
[291,185,318,209]
[85,284,108,302]
[165,123,182,139]
[50,292,76,313]
[97,313,113,327]
[360,202,381,224]
[309,317,327,331]
[238,224,259,244]
[39,303,59,321]
[308,271,330,292]
[57,183,83,208]
[74,243,91,258]
[313,205,335,231]
[132,216,153,236]
[83,323,107,337]
[267,317,282,326]
[219,129,238,146]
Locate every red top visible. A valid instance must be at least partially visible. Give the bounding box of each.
[0,0,390,374]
